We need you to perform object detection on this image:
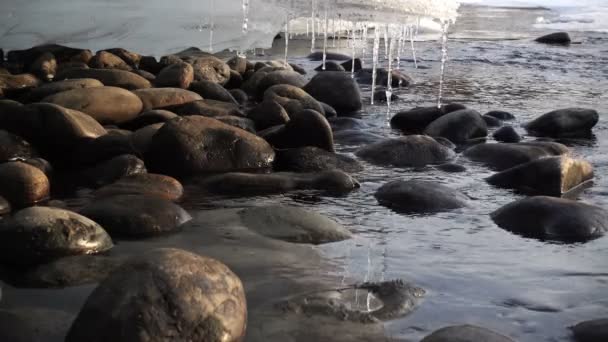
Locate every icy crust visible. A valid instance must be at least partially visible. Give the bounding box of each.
[0,0,459,56]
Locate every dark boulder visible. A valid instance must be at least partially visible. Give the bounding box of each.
[484,110,515,120]
[375,180,467,213]
[163,99,244,117]
[78,154,147,188]
[464,141,569,170]
[535,32,571,45]
[93,173,183,201]
[314,61,346,72]
[303,71,362,115]
[264,84,324,116]
[525,108,598,138]
[493,126,521,143]
[390,104,466,134]
[119,109,177,131]
[356,135,455,167]
[571,318,608,342]
[307,51,351,61]
[421,325,515,342]
[341,58,363,72]
[274,147,363,173]
[189,80,238,104]
[262,109,334,152]
[482,114,502,127]
[424,109,488,144]
[0,130,37,162]
[89,51,131,71]
[247,100,290,130]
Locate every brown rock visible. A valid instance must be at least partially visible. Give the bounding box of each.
[88,51,132,70]
[0,161,50,207]
[131,88,202,111]
[55,68,151,90]
[154,62,194,89]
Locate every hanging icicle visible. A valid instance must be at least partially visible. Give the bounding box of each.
[241,0,249,34]
[371,28,380,105]
[386,36,395,115]
[208,0,215,52]
[284,16,290,64]
[410,25,418,69]
[311,0,316,52]
[322,3,329,70]
[383,24,389,60]
[437,21,450,109]
[351,26,356,78]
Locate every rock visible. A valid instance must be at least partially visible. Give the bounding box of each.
[525,108,598,138]
[482,114,502,127]
[375,180,467,213]
[485,110,515,120]
[341,58,363,72]
[80,195,191,238]
[138,55,162,74]
[0,161,50,207]
[120,109,177,131]
[492,196,608,241]
[154,62,194,89]
[493,126,521,143]
[0,73,41,94]
[314,61,346,72]
[274,147,363,173]
[70,134,139,167]
[263,109,334,152]
[0,195,10,215]
[131,87,202,111]
[54,68,151,90]
[24,78,104,102]
[225,70,244,89]
[197,170,360,196]
[289,63,307,75]
[7,44,92,67]
[308,51,351,61]
[356,135,455,167]
[320,102,338,118]
[463,141,569,170]
[0,206,113,266]
[247,100,290,130]
[215,115,256,133]
[355,68,413,87]
[328,116,370,131]
[131,69,156,81]
[23,157,53,177]
[164,99,244,117]
[78,154,147,188]
[29,52,57,80]
[239,206,352,244]
[436,163,467,173]
[536,32,571,45]
[303,71,362,115]
[0,130,36,162]
[145,116,274,176]
[43,86,143,125]
[571,318,608,342]
[103,48,141,68]
[94,173,183,201]
[421,325,515,342]
[226,55,247,74]
[0,307,74,342]
[88,51,131,70]
[424,109,488,144]
[130,123,164,155]
[264,84,325,116]
[256,70,307,99]
[333,130,384,145]
[189,80,237,103]
[65,248,247,342]
[229,88,248,105]
[241,66,284,95]
[486,156,593,196]
[373,89,399,103]
[189,55,231,85]
[390,104,467,134]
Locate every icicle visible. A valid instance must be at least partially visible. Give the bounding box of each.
[437,21,450,109]
[306,19,309,37]
[410,26,418,69]
[322,4,329,70]
[284,17,290,64]
[386,36,395,119]
[241,0,249,34]
[311,0,316,52]
[332,18,336,47]
[208,0,215,52]
[351,27,356,78]
[383,24,389,60]
[371,28,380,105]
[362,23,368,58]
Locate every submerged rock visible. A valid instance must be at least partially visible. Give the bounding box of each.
[65,248,247,342]
[493,126,521,143]
[93,173,183,201]
[314,61,346,72]
[421,325,515,342]
[571,318,608,342]
[424,109,488,144]
[525,108,598,138]
[356,135,455,167]
[535,32,571,45]
[491,196,608,242]
[307,51,351,61]
[463,141,569,170]
[484,110,515,121]
[375,180,467,213]
[0,161,50,207]
[274,147,363,173]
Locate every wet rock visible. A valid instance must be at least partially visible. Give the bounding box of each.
[486,156,593,196]
[304,71,362,115]
[197,170,359,196]
[55,68,151,90]
[227,55,247,74]
[436,163,467,173]
[247,100,290,130]
[215,115,256,133]
[355,68,413,87]
[164,99,244,117]
[333,129,384,145]
[88,51,131,70]
[425,109,488,144]
[320,102,338,118]
[0,307,74,342]
[463,141,569,170]
[525,108,598,138]
[390,104,467,134]
[314,61,346,71]
[274,147,363,173]
[225,70,243,89]
[264,84,325,116]
[239,206,352,244]
[130,123,164,155]
[138,55,162,74]
[373,89,399,103]
[289,63,307,75]
[71,134,139,167]
[8,44,92,67]
[341,58,363,72]
[491,196,608,242]
[328,116,370,131]
[375,180,467,213]
[536,32,571,45]
[256,70,307,99]
[571,318,608,342]
[0,195,10,215]
[0,206,113,266]
[29,52,57,80]
[262,109,334,152]
[485,110,515,120]
[308,51,351,61]
[24,157,53,177]
[229,88,248,105]
[43,86,143,125]
[80,195,191,238]
[493,126,521,143]
[0,130,36,162]
[421,325,515,342]
[103,48,141,68]
[131,87,202,111]
[120,109,177,131]
[65,248,247,342]
[24,78,104,102]
[242,66,286,95]
[0,161,50,207]
[131,69,156,81]
[78,154,147,188]
[189,55,231,85]
[189,80,237,103]
[0,73,41,94]
[482,114,502,127]
[145,116,274,176]
[356,135,455,167]
[154,62,194,89]
[94,173,183,201]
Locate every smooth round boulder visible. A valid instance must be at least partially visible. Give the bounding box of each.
[255,70,307,99]
[355,68,413,87]
[0,195,10,215]
[264,84,325,116]
[239,206,352,244]
[227,55,247,74]
[145,116,275,176]
[70,134,139,167]
[0,73,40,93]
[42,86,143,125]
[24,78,104,102]
[328,116,370,131]
[119,109,177,131]
[65,248,247,342]
[274,146,363,173]
[54,68,151,90]
[307,51,350,61]
[493,126,521,143]
[303,71,362,115]
[482,114,502,127]
[263,109,334,152]
[88,51,131,70]
[486,155,593,196]
[131,88,202,111]
[356,135,455,167]
[464,141,569,170]
[375,180,468,213]
[229,88,248,105]
[215,115,256,133]
[390,104,467,134]
[29,52,57,80]
[491,196,608,242]
[247,99,290,130]
[103,48,141,68]
[79,195,191,238]
[525,108,599,138]
[571,318,608,342]
[189,80,237,104]
[485,110,515,121]
[78,154,147,188]
[154,62,194,89]
[421,325,515,342]
[0,161,50,207]
[197,170,360,196]
[93,173,183,201]
[189,56,231,85]
[535,32,571,45]
[341,58,363,72]
[424,109,488,144]
[0,206,113,266]
[314,61,346,72]
[130,123,164,155]
[0,130,36,162]
[163,99,244,117]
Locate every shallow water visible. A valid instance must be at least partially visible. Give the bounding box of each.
[2,4,608,342]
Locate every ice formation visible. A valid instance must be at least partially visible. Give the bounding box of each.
[0,0,459,56]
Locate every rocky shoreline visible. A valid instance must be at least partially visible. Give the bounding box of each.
[0,42,606,341]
